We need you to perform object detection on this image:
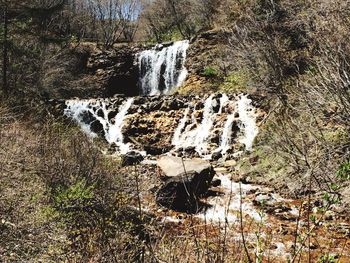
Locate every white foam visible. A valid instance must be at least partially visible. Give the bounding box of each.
[64,98,134,154]
[197,173,263,223]
[237,95,259,150]
[138,40,190,95]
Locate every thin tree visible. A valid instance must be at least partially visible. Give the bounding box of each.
[2,1,8,96]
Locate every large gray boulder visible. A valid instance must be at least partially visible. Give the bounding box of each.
[157,156,213,178]
[156,156,215,212]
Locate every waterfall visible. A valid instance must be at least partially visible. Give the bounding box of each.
[172,95,217,156]
[172,94,259,158]
[106,98,134,153]
[138,40,190,95]
[216,112,236,155]
[172,107,190,146]
[194,95,215,154]
[216,95,259,154]
[63,94,259,157]
[237,95,259,151]
[218,94,229,114]
[64,98,134,154]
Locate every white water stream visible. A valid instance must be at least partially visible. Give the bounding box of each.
[64,98,134,154]
[172,94,259,158]
[138,40,190,95]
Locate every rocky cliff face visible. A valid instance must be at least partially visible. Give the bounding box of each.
[42,43,144,99]
[178,30,231,94]
[42,31,228,99]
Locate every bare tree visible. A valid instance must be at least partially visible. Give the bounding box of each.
[141,0,221,42]
[2,1,8,96]
[87,0,141,47]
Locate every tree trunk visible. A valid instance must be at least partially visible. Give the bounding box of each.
[2,4,8,96]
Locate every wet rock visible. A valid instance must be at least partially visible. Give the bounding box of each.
[212,99,220,113]
[211,152,222,161]
[120,151,144,166]
[108,111,118,121]
[147,101,162,111]
[195,101,204,110]
[156,174,200,213]
[144,145,172,155]
[156,156,215,212]
[90,120,104,136]
[184,146,196,155]
[211,179,221,187]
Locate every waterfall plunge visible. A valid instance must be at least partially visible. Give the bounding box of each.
[138,40,190,95]
[64,98,134,154]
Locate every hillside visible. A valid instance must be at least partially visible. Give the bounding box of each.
[1,0,350,262]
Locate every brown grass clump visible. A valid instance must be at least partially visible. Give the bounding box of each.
[0,102,150,262]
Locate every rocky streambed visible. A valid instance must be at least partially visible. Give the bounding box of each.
[48,93,350,262]
[119,157,350,262]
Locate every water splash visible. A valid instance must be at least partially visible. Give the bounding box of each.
[218,93,229,114]
[138,40,190,95]
[172,107,190,146]
[64,98,134,154]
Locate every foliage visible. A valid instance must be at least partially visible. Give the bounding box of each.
[336,161,350,180]
[140,0,221,42]
[318,254,336,263]
[219,71,248,93]
[201,66,219,78]
[53,180,95,208]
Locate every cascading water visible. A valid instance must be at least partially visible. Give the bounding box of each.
[172,107,190,146]
[138,40,190,95]
[237,95,259,151]
[171,94,259,158]
[171,95,216,157]
[62,93,259,158]
[64,98,134,154]
[216,113,236,155]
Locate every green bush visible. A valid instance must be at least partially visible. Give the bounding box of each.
[336,161,350,180]
[53,179,95,208]
[202,66,219,78]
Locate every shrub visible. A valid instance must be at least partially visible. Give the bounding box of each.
[336,161,350,180]
[219,71,248,93]
[202,66,219,78]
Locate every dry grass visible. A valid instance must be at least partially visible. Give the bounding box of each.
[0,101,349,262]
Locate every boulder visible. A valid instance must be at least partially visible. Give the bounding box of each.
[211,151,222,161]
[120,151,144,166]
[156,156,215,212]
[156,173,199,213]
[157,156,213,179]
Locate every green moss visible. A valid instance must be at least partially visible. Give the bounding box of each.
[202,66,219,78]
[336,161,350,180]
[54,179,95,207]
[219,70,249,93]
